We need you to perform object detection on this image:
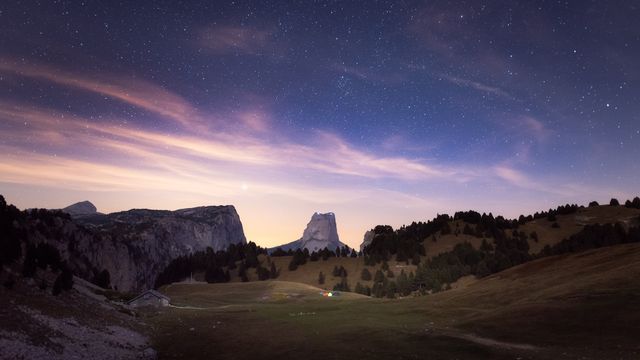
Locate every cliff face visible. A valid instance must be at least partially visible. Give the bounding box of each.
[29,204,247,292]
[273,212,346,252]
[360,230,375,252]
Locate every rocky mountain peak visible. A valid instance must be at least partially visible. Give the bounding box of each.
[272,211,346,252]
[62,201,97,217]
[301,212,339,245]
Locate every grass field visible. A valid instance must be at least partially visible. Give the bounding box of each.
[146,243,640,360]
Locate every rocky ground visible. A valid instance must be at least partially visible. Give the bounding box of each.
[0,270,155,360]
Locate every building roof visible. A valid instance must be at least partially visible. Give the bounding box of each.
[128,289,170,304]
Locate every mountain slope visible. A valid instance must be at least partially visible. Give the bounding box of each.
[403,242,640,358]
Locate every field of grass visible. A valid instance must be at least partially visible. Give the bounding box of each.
[145,243,640,360]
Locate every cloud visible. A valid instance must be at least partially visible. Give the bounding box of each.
[0,58,200,130]
[332,63,406,85]
[518,116,551,142]
[440,74,512,99]
[197,26,273,55]
[0,100,457,186]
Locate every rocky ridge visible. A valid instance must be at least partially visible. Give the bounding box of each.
[26,202,247,292]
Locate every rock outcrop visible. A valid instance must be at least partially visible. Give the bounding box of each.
[36,203,247,291]
[360,229,375,252]
[62,201,98,217]
[273,212,347,252]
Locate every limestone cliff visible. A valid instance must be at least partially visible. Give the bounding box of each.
[360,229,375,252]
[32,203,246,291]
[273,212,347,252]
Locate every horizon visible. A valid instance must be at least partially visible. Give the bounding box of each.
[1,1,639,249]
[2,194,634,250]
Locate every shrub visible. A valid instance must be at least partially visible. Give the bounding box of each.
[361,268,372,281]
[52,265,73,296]
[92,269,111,289]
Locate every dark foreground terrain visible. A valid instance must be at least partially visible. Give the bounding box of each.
[2,242,639,359]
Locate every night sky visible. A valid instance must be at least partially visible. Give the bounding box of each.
[1,1,639,248]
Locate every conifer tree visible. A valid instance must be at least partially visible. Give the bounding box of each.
[361,268,372,281]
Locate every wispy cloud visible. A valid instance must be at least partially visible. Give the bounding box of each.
[440,74,512,99]
[0,100,454,182]
[197,25,273,55]
[332,63,406,85]
[0,58,201,130]
[0,60,616,247]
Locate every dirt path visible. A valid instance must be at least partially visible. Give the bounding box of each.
[444,331,540,351]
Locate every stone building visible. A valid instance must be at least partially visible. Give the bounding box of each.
[127,289,170,307]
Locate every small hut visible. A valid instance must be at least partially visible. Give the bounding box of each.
[128,289,170,307]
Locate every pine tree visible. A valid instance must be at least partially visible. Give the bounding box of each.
[361,268,372,281]
[374,269,385,283]
[288,258,299,271]
[256,265,270,281]
[339,266,348,278]
[355,282,364,295]
[530,231,539,242]
[385,281,397,298]
[269,262,278,279]
[22,244,37,278]
[332,265,340,277]
[480,239,493,252]
[318,271,325,285]
[238,263,249,282]
[396,270,411,296]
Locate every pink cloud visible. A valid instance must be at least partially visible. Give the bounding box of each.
[0,58,200,130]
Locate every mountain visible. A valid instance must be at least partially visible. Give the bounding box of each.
[62,200,98,217]
[273,212,347,252]
[9,200,247,292]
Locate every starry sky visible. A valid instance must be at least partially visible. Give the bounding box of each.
[1,1,639,248]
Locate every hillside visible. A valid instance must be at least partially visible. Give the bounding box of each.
[404,242,640,358]
[144,243,640,359]
[224,203,640,291]
[426,204,640,257]
[0,269,154,359]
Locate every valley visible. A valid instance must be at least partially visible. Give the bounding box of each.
[2,196,639,359]
[147,243,640,359]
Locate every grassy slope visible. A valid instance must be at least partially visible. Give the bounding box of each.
[430,205,640,256]
[210,205,640,292]
[405,242,640,357]
[148,242,640,360]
